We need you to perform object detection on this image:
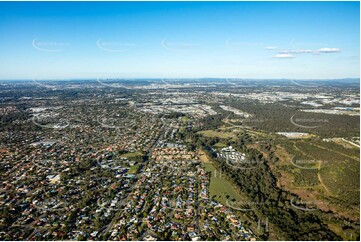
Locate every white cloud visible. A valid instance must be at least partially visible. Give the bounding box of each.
[279,47,341,55]
[273,54,294,59]
[279,49,314,54]
[317,47,341,53]
[274,47,341,58]
[265,46,277,50]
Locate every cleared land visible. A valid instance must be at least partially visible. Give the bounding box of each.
[202,162,242,206]
[198,130,235,139]
[120,151,143,158]
[127,164,140,174]
[214,142,227,148]
[272,138,359,220]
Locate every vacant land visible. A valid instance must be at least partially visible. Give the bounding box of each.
[198,130,235,139]
[272,138,359,221]
[202,162,242,206]
[197,149,211,163]
[297,141,360,206]
[120,151,143,158]
[214,142,227,148]
[127,164,140,174]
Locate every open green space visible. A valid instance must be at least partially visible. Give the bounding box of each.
[120,151,143,158]
[297,141,360,204]
[198,130,234,139]
[180,116,190,122]
[213,142,227,148]
[202,162,242,206]
[127,164,140,174]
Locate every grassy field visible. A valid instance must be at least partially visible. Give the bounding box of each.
[202,162,242,205]
[198,130,235,139]
[127,164,140,174]
[201,161,263,238]
[198,149,211,163]
[180,116,190,122]
[120,151,143,158]
[214,142,227,148]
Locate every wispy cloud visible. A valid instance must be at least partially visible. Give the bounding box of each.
[317,47,341,53]
[279,49,314,54]
[265,46,277,50]
[273,47,341,59]
[278,47,341,55]
[273,53,294,59]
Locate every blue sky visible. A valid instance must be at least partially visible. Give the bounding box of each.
[0,1,359,80]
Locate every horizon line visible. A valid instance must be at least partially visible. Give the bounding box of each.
[0,77,360,82]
